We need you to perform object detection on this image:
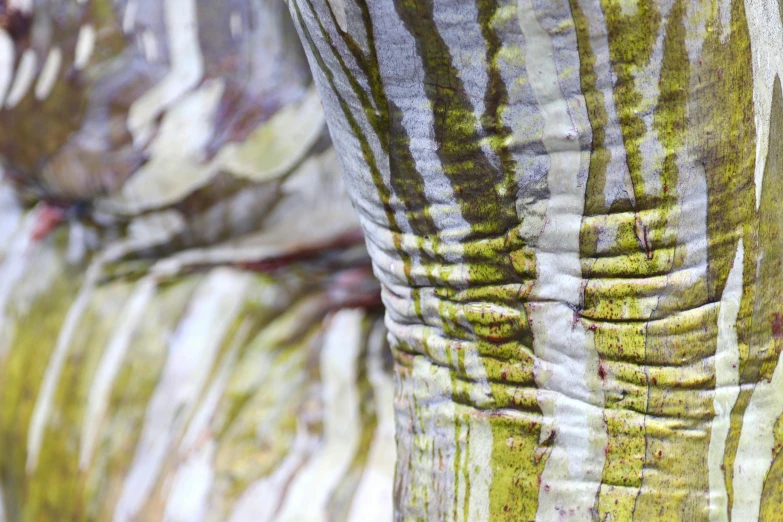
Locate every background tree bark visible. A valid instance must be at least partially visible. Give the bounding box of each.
[0,1,395,520]
[290,0,783,519]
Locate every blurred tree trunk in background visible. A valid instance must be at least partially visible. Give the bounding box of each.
[290,0,783,520]
[0,1,394,521]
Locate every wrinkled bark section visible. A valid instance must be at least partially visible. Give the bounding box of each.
[292,0,783,519]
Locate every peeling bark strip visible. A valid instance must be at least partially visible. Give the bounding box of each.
[518,1,606,519]
[293,0,783,519]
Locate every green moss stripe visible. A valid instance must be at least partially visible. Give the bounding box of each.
[301,0,390,151]
[570,3,647,515]
[753,75,783,520]
[600,0,661,207]
[632,3,718,518]
[569,0,613,218]
[693,0,758,305]
[686,2,761,516]
[476,0,519,213]
[0,264,80,521]
[760,411,783,521]
[572,1,653,517]
[393,0,518,241]
[292,0,415,288]
[303,0,449,318]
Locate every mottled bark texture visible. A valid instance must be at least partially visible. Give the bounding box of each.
[0,1,394,521]
[291,0,783,519]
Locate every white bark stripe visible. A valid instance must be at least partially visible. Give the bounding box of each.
[466,415,493,522]
[8,0,32,12]
[227,426,319,522]
[127,0,204,145]
[408,348,459,520]
[744,0,783,208]
[0,479,5,522]
[346,321,395,522]
[141,30,160,63]
[273,309,364,522]
[5,49,36,109]
[180,319,252,452]
[163,440,216,522]
[325,0,347,31]
[122,0,138,34]
[732,340,783,518]
[74,24,96,70]
[34,47,62,101]
[80,276,158,469]
[0,203,41,359]
[577,0,635,209]
[517,1,606,519]
[0,31,14,107]
[708,239,744,522]
[113,269,248,522]
[26,259,103,473]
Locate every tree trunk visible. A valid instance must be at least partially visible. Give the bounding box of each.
[290,0,783,519]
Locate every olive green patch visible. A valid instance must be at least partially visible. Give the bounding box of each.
[574,0,662,518]
[600,0,661,204]
[568,0,616,219]
[23,281,135,522]
[86,279,199,521]
[394,0,518,243]
[748,75,783,385]
[485,412,548,521]
[693,2,764,515]
[691,0,758,305]
[0,259,80,522]
[750,76,783,521]
[759,406,783,521]
[327,315,383,520]
[476,0,519,211]
[293,0,415,289]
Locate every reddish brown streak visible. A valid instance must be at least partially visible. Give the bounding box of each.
[32,205,67,242]
[235,228,366,272]
[772,312,783,339]
[0,3,33,42]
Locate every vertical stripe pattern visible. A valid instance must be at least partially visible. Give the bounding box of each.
[292,0,783,519]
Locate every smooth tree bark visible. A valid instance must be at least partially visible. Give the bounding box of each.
[290,0,783,519]
[0,1,394,521]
